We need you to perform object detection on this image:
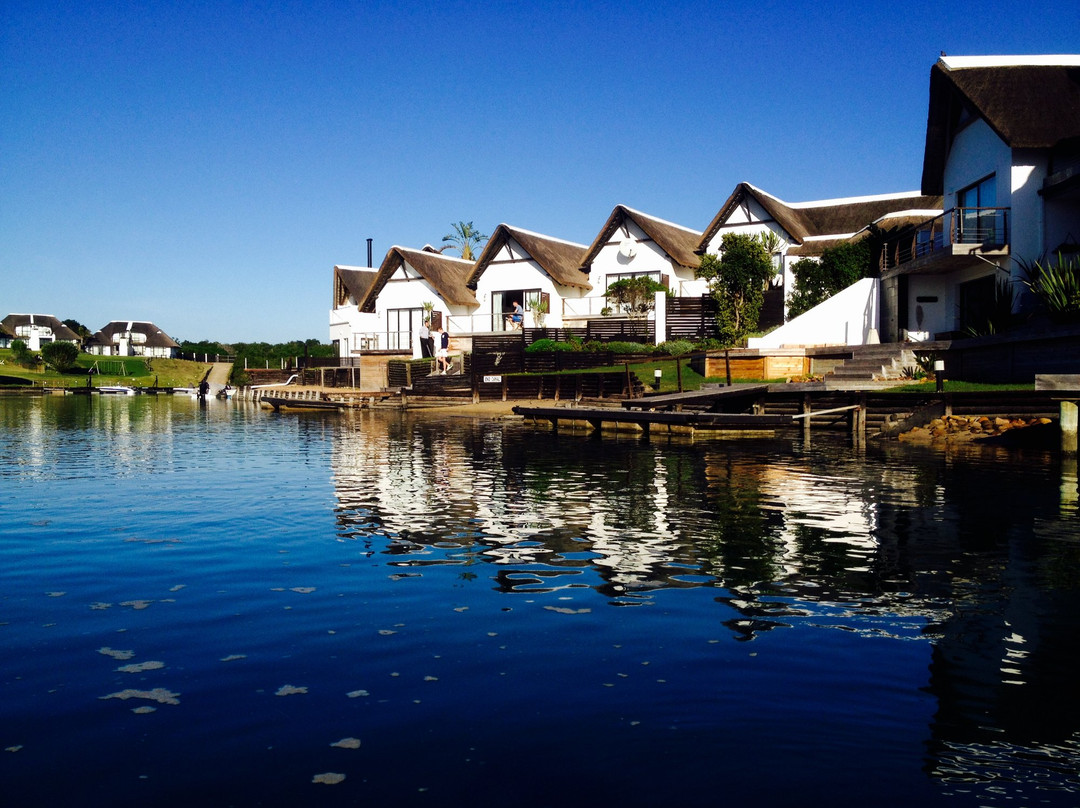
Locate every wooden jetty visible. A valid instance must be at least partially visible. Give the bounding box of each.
[512,404,792,436]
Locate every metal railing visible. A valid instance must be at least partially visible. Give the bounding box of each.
[881,207,1009,271]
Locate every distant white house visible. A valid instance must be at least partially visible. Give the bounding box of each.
[330,247,477,358]
[84,321,181,358]
[0,314,81,351]
[878,54,1080,341]
[464,224,590,332]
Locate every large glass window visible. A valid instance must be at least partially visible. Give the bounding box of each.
[957,175,998,243]
[386,308,424,351]
[605,271,661,287]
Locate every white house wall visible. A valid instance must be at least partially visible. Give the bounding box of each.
[330,304,380,356]
[749,277,879,348]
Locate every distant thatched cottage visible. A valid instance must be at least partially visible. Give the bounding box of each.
[1,314,81,351]
[85,321,181,358]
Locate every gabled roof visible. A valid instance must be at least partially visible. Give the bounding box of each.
[86,321,180,349]
[333,265,378,308]
[578,205,702,271]
[922,55,1080,194]
[469,224,591,290]
[1,313,81,342]
[360,247,477,313]
[697,183,943,255]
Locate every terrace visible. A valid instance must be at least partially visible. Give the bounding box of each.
[880,207,1010,277]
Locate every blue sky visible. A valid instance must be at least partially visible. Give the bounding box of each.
[3,0,1078,343]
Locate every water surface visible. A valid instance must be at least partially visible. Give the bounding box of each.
[1,394,1079,807]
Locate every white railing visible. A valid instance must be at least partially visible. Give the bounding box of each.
[561,297,611,318]
[446,313,520,334]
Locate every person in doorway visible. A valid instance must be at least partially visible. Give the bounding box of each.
[511,301,524,329]
[419,319,431,358]
[435,327,451,374]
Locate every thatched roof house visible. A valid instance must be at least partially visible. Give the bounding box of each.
[361,247,477,313]
[698,183,943,259]
[579,205,702,274]
[922,55,1080,195]
[1,314,81,350]
[85,321,181,358]
[469,224,590,291]
[333,265,378,309]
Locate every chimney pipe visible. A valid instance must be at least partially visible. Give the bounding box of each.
[367,238,373,268]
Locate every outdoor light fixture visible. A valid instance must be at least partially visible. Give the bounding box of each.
[654,369,662,390]
[934,359,945,393]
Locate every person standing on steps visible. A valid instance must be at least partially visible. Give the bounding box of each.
[435,326,451,374]
[419,319,431,358]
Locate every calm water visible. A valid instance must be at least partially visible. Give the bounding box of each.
[2,395,1079,807]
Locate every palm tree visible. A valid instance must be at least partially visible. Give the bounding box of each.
[442,221,488,261]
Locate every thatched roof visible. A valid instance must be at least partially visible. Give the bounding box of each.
[469,225,591,290]
[922,55,1080,194]
[86,321,180,350]
[579,205,702,271]
[333,266,378,308]
[698,183,942,257]
[1,313,81,342]
[361,247,477,313]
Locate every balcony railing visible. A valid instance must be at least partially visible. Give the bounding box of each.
[880,207,1010,272]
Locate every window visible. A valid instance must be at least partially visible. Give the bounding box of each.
[386,308,424,351]
[606,271,661,287]
[957,175,998,243]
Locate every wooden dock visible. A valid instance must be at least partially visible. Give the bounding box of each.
[512,404,792,436]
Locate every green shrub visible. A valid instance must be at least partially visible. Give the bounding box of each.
[41,341,80,372]
[603,341,654,355]
[655,340,695,356]
[525,339,579,353]
[1021,253,1080,323]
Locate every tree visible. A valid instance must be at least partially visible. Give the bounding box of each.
[696,233,775,346]
[41,341,80,372]
[10,339,34,367]
[441,221,488,261]
[62,319,92,339]
[786,239,874,318]
[604,276,669,319]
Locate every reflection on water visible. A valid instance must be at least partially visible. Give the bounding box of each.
[1,395,1079,806]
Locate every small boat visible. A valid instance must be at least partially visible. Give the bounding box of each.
[98,386,137,395]
[260,395,344,412]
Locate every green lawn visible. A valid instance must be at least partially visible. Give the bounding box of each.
[886,380,1035,393]
[0,349,212,388]
[521,356,778,393]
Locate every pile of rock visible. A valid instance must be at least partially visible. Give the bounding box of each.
[899,415,1054,444]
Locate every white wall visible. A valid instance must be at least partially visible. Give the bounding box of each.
[748,278,879,348]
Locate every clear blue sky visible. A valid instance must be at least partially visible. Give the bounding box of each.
[3,0,1077,344]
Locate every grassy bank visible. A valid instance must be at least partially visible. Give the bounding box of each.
[0,350,212,388]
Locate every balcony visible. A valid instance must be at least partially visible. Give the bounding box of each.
[880,207,1010,278]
